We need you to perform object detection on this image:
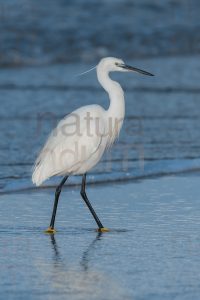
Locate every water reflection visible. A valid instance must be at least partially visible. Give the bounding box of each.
[80,232,102,271]
[49,232,102,269]
[46,233,127,300]
[50,234,62,262]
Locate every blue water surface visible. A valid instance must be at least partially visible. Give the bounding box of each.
[1,176,200,300]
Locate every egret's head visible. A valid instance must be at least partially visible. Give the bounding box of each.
[98,57,154,76]
[98,57,125,72]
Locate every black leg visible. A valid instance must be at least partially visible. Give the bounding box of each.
[80,173,105,230]
[46,175,68,232]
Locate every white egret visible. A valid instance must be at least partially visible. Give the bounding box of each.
[32,57,154,233]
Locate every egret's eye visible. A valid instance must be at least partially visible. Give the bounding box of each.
[115,62,120,66]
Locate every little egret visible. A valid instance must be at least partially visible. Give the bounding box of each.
[32,57,154,233]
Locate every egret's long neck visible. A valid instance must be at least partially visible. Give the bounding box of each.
[97,68,125,121]
[97,67,125,144]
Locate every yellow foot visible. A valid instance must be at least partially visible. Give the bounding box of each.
[44,227,56,234]
[96,227,110,233]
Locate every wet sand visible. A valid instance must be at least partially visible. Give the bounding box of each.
[1,175,200,300]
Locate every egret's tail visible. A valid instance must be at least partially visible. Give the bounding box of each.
[32,164,47,186]
[32,152,53,186]
[32,155,66,186]
[32,148,55,186]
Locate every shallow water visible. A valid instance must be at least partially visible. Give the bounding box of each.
[1,176,200,300]
[1,0,200,66]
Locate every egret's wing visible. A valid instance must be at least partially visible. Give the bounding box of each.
[32,106,105,185]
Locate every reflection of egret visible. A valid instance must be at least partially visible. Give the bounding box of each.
[49,234,62,264]
[32,57,154,233]
[49,232,102,271]
[80,233,102,271]
[46,234,128,300]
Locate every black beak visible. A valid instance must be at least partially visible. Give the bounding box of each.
[120,64,154,76]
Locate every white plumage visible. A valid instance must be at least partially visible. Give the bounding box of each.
[32,105,106,185]
[32,57,126,186]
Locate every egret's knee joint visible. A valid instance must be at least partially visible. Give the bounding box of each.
[80,190,86,197]
[55,187,61,195]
